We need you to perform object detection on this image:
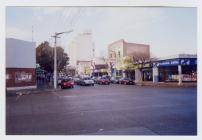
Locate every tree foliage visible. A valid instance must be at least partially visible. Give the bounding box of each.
[36,41,69,73]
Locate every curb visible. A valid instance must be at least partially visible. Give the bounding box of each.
[135,83,197,88]
[6,83,197,96]
[6,88,62,96]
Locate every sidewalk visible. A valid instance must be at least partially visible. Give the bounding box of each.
[6,82,197,96]
[6,86,62,96]
[136,81,197,87]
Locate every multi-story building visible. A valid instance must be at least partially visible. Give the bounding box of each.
[6,38,36,90]
[108,39,150,78]
[68,32,94,76]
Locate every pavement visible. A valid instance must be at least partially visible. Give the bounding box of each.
[136,81,197,87]
[6,84,197,135]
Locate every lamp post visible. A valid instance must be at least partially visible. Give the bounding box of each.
[52,30,73,89]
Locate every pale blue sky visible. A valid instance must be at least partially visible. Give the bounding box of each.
[6,7,197,58]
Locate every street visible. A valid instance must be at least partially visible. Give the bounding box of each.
[6,84,197,135]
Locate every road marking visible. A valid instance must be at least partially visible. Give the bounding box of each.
[88,126,157,135]
[15,91,31,100]
[52,92,62,98]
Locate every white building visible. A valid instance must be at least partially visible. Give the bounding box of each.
[68,32,94,75]
[6,38,37,90]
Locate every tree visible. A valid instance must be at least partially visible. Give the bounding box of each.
[128,52,157,82]
[36,41,69,73]
[36,41,53,73]
[56,47,69,72]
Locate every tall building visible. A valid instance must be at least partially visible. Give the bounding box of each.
[68,32,94,76]
[6,38,36,90]
[108,39,150,77]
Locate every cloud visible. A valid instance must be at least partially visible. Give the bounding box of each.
[6,26,32,41]
[31,7,65,15]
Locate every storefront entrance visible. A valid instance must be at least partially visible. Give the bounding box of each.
[158,66,178,82]
[142,69,153,81]
[125,70,135,80]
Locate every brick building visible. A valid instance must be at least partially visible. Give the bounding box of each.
[108,39,150,77]
[6,38,36,90]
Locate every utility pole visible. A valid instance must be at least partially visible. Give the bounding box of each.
[51,30,73,89]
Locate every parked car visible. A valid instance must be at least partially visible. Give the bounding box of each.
[97,77,110,85]
[73,77,80,85]
[110,77,120,84]
[91,76,97,82]
[119,78,134,85]
[61,78,74,89]
[77,77,94,86]
[92,77,101,84]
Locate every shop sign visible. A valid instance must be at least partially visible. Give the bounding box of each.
[180,58,197,65]
[157,59,179,67]
[15,72,32,83]
[143,63,152,68]
[101,69,107,72]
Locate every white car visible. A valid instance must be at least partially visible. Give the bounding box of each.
[78,77,94,86]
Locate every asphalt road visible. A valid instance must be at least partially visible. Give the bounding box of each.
[6,84,197,135]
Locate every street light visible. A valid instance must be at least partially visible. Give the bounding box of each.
[52,29,73,89]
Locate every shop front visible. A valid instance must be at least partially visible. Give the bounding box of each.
[92,64,108,77]
[156,58,197,83]
[141,63,153,81]
[125,70,135,80]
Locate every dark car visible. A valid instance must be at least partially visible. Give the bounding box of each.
[119,78,134,85]
[61,78,74,89]
[97,77,110,85]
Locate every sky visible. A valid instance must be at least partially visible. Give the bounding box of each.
[6,7,197,58]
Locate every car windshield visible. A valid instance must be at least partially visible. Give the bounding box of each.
[62,78,71,82]
[101,77,108,80]
[124,78,130,80]
[83,77,91,80]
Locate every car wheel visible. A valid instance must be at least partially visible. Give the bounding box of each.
[92,84,94,86]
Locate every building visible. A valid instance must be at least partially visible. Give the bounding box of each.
[152,54,197,85]
[131,54,197,85]
[6,38,36,90]
[68,32,94,76]
[108,39,150,78]
[92,57,108,77]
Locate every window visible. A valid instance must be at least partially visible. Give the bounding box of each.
[118,51,120,57]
